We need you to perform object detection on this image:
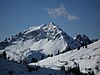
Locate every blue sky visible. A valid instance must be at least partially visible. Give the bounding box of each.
[0,0,100,40]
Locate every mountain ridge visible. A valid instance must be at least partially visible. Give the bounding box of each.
[0,22,100,75]
[0,23,80,63]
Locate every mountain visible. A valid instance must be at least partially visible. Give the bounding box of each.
[74,34,92,47]
[0,39,100,75]
[0,23,80,63]
[30,40,100,75]
[0,22,100,75]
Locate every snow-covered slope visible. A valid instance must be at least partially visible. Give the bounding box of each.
[0,58,29,75]
[0,57,86,75]
[29,40,100,75]
[0,40,100,75]
[0,23,80,63]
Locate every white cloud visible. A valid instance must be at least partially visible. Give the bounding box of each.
[45,5,79,21]
[68,15,80,21]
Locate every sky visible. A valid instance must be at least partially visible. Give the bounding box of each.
[0,0,100,41]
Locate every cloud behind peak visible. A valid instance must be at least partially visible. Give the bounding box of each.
[45,5,80,21]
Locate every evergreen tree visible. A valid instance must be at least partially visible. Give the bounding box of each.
[3,51,7,59]
[77,46,80,50]
[47,54,51,57]
[4,38,7,41]
[50,54,53,57]
[91,71,95,75]
[57,50,60,55]
[60,65,65,71]
[85,45,87,48]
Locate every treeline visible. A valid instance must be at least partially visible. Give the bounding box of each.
[60,64,95,75]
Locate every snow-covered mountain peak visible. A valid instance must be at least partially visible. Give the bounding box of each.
[0,22,80,63]
[23,23,64,41]
[25,22,61,34]
[29,22,60,31]
[74,34,92,47]
[25,25,41,35]
[0,22,99,75]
